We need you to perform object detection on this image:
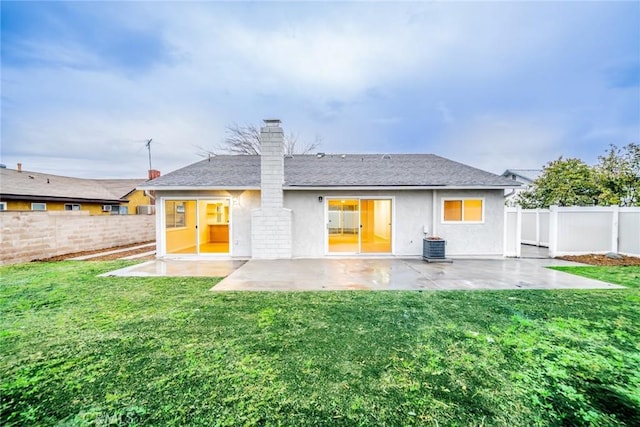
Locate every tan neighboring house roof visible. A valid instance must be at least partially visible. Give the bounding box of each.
[0,168,146,204]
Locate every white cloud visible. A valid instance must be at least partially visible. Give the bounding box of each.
[152,4,462,99]
[439,115,565,174]
[1,1,637,178]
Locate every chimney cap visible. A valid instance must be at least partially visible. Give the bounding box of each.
[263,119,281,126]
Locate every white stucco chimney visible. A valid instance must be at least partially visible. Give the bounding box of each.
[250,118,292,259]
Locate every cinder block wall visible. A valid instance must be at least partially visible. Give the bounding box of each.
[251,119,293,259]
[0,211,155,265]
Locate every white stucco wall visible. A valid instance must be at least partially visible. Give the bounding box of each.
[234,191,261,257]
[284,189,505,258]
[284,190,434,257]
[435,190,505,257]
[156,188,506,258]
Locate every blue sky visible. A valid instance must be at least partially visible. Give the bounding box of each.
[1,1,639,178]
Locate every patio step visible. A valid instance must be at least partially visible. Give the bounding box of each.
[69,243,156,260]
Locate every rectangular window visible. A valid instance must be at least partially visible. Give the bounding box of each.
[0,202,6,211]
[64,204,81,211]
[443,200,462,221]
[443,199,483,222]
[165,201,186,228]
[31,203,47,211]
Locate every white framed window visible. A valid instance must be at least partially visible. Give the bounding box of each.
[31,202,47,211]
[165,201,186,228]
[108,205,121,215]
[442,198,484,223]
[64,204,81,211]
[0,202,6,211]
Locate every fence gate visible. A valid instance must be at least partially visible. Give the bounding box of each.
[503,207,521,257]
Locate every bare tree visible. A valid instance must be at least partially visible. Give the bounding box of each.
[219,123,321,155]
[222,123,261,155]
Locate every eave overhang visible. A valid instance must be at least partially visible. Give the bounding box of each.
[283,184,521,191]
[0,194,126,204]
[137,186,261,192]
[138,184,520,192]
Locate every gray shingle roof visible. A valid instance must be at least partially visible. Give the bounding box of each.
[501,169,542,183]
[144,154,519,189]
[0,168,146,202]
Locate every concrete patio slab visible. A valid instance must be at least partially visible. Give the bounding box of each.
[101,259,247,277]
[212,257,624,291]
[100,257,624,292]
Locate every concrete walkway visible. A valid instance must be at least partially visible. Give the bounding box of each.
[70,243,156,260]
[101,259,246,277]
[212,257,621,291]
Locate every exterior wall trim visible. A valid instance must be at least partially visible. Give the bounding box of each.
[286,185,519,191]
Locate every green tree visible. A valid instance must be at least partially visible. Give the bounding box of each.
[595,143,640,207]
[516,157,600,208]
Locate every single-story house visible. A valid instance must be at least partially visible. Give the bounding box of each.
[141,120,520,259]
[0,165,157,215]
[502,169,542,206]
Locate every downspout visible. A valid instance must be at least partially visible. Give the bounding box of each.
[432,189,437,237]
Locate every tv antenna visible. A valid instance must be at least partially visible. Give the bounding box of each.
[145,138,153,170]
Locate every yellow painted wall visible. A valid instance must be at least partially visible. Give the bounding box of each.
[165,200,197,253]
[198,201,210,245]
[3,200,110,215]
[2,190,154,215]
[125,190,153,214]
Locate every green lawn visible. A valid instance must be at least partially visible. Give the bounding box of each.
[1,262,639,426]
[550,265,640,289]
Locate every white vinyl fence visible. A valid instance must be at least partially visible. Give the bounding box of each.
[507,206,640,258]
[504,207,521,257]
[521,209,549,247]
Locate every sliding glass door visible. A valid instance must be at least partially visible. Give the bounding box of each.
[164,199,230,255]
[328,199,359,252]
[360,199,392,253]
[327,198,392,254]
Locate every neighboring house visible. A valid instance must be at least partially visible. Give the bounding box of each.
[0,165,157,215]
[140,119,520,259]
[501,169,542,206]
